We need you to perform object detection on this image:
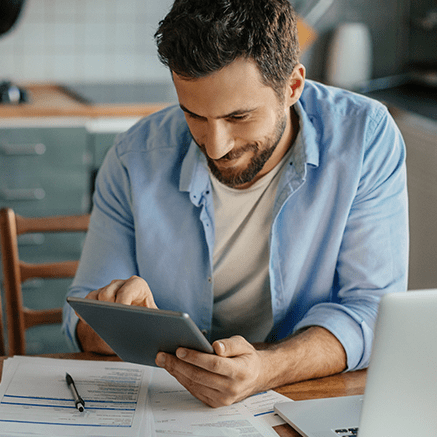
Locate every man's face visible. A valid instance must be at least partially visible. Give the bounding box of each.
[173,58,301,189]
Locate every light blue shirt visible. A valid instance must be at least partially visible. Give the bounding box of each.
[63,80,409,371]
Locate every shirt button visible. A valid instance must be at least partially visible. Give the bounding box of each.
[208,277,212,283]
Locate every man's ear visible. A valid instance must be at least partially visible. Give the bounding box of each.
[285,63,306,106]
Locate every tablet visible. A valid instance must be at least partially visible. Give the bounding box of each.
[67,296,214,367]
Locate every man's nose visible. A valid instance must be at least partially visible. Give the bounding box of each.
[203,121,234,160]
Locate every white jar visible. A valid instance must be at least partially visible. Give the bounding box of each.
[325,22,373,90]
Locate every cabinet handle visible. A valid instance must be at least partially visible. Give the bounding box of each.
[0,142,46,156]
[0,188,46,200]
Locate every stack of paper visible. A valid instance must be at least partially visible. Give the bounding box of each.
[0,356,290,437]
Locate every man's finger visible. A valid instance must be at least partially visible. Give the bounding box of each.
[156,352,229,406]
[84,276,158,308]
[212,335,254,357]
[85,289,100,300]
[158,351,229,387]
[157,351,256,408]
[170,370,228,408]
[97,280,125,302]
[109,276,158,308]
[173,347,232,377]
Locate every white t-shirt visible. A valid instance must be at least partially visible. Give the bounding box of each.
[210,148,293,342]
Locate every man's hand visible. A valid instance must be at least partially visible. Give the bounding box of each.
[156,335,269,407]
[85,275,158,308]
[155,326,347,408]
[76,275,157,354]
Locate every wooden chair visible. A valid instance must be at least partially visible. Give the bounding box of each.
[0,294,5,356]
[0,208,90,356]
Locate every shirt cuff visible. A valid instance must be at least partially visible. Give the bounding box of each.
[293,303,374,371]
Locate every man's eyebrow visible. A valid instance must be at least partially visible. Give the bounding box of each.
[179,104,202,118]
[179,104,256,119]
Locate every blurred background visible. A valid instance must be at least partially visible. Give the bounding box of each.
[0,0,435,85]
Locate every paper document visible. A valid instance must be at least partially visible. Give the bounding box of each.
[0,356,155,437]
[149,367,289,436]
[0,357,290,437]
[241,390,289,428]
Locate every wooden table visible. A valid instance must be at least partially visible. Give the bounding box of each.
[0,353,366,437]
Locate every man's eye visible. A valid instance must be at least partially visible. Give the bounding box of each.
[229,114,249,121]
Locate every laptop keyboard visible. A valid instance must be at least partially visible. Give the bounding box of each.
[334,428,358,436]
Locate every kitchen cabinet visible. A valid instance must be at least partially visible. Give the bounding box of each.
[0,124,90,215]
[0,120,91,354]
[0,115,142,354]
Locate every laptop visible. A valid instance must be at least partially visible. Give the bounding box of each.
[274,289,437,437]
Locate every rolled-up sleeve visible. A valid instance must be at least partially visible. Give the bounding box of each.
[293,106,409,370]
[62,143,138,351]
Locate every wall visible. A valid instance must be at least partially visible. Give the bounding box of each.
[0,0,431,85]
[0,0,174,84]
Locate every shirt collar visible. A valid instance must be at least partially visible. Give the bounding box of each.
[293,99,319,170]
[179,139,211,205]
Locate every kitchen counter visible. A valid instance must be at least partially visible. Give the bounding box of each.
[0,83,173,118]
[2,81,436,122]
[364,83,437,121]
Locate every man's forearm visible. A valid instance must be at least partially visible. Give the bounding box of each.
[255,326,348,390]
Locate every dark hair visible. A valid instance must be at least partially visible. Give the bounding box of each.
[155,0,300,96]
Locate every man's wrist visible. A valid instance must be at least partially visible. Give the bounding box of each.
[253,326,347,390]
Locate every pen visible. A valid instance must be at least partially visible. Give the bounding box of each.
[65,373,85,412]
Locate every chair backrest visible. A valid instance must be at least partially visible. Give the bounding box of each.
[0,207,90,356]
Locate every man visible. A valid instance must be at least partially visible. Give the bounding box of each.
[63,0,409,408]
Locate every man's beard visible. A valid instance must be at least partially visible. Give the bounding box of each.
[198,111,288,188]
